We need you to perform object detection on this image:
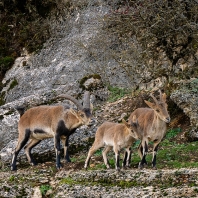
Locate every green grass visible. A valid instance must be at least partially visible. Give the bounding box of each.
[40,184,52,196]
[85,134,198,170]
[60,176,140,188]
[130,140,198,169]
[94,149,103,156]
[165,128,181,139]
[8,175,16,182]
[107,86,130,102]
[71,155,86,163]
[60,177,79,185]
[157,141,198,169]
[66,127,198,171]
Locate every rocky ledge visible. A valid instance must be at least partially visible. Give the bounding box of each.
[0,166,198,197]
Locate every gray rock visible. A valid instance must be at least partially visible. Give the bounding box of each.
[170,78,198,140]
[0,1,198,167]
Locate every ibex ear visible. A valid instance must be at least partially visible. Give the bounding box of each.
[162,93,167,102]
[144,100,156,109]
[130,115,138,127]
[132,115,137,123]
[122,119,130,127]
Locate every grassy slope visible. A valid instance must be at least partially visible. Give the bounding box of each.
[77,137,198,171]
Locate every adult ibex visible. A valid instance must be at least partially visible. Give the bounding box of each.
[128,90,170,169]
[11,91,92,171]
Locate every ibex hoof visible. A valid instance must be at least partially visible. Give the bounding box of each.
[116,167,121,172]
[30,161,37,166]
[84,166,88,170]
[56,164,63,170]
[126,165,131,169]
[143,163,148,168]
[65,159,71,163]
[138,163,143,170]
[11,166,17,171]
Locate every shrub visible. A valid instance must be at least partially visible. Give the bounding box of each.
[0,56,14,73]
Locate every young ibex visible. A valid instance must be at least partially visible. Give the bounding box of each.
[84,116,139,171]
[11,91,92,171]
[128,90,170,169]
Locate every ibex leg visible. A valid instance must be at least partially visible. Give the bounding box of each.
[24,138,41,165]
[84,142,103,169]
[61,136,71,163]
[122,147,132,168]
[113,146,120,171]
[152,142,159,169]
[138,140,148,169]
[102,146,112,169]
[54,134,62,169]
[11,129,31,171]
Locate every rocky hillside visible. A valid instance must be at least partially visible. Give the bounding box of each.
[0,0,198,197]
[0,96,197,197]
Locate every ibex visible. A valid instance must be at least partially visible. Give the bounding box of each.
[11,91,92,171]
[128,90,170,169]
[84,116,140,171]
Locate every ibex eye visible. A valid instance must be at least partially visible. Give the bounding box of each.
[156,109,160,112]
[81,114,85,117]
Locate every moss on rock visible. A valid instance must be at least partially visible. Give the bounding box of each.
[8,79,18,91]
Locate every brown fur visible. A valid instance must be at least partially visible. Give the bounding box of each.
[11,92,92,171]
[18,106,90,140]
[84,116,139,171]
[128,90,170,169]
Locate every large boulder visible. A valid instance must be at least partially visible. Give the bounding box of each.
[171,78,198,141]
